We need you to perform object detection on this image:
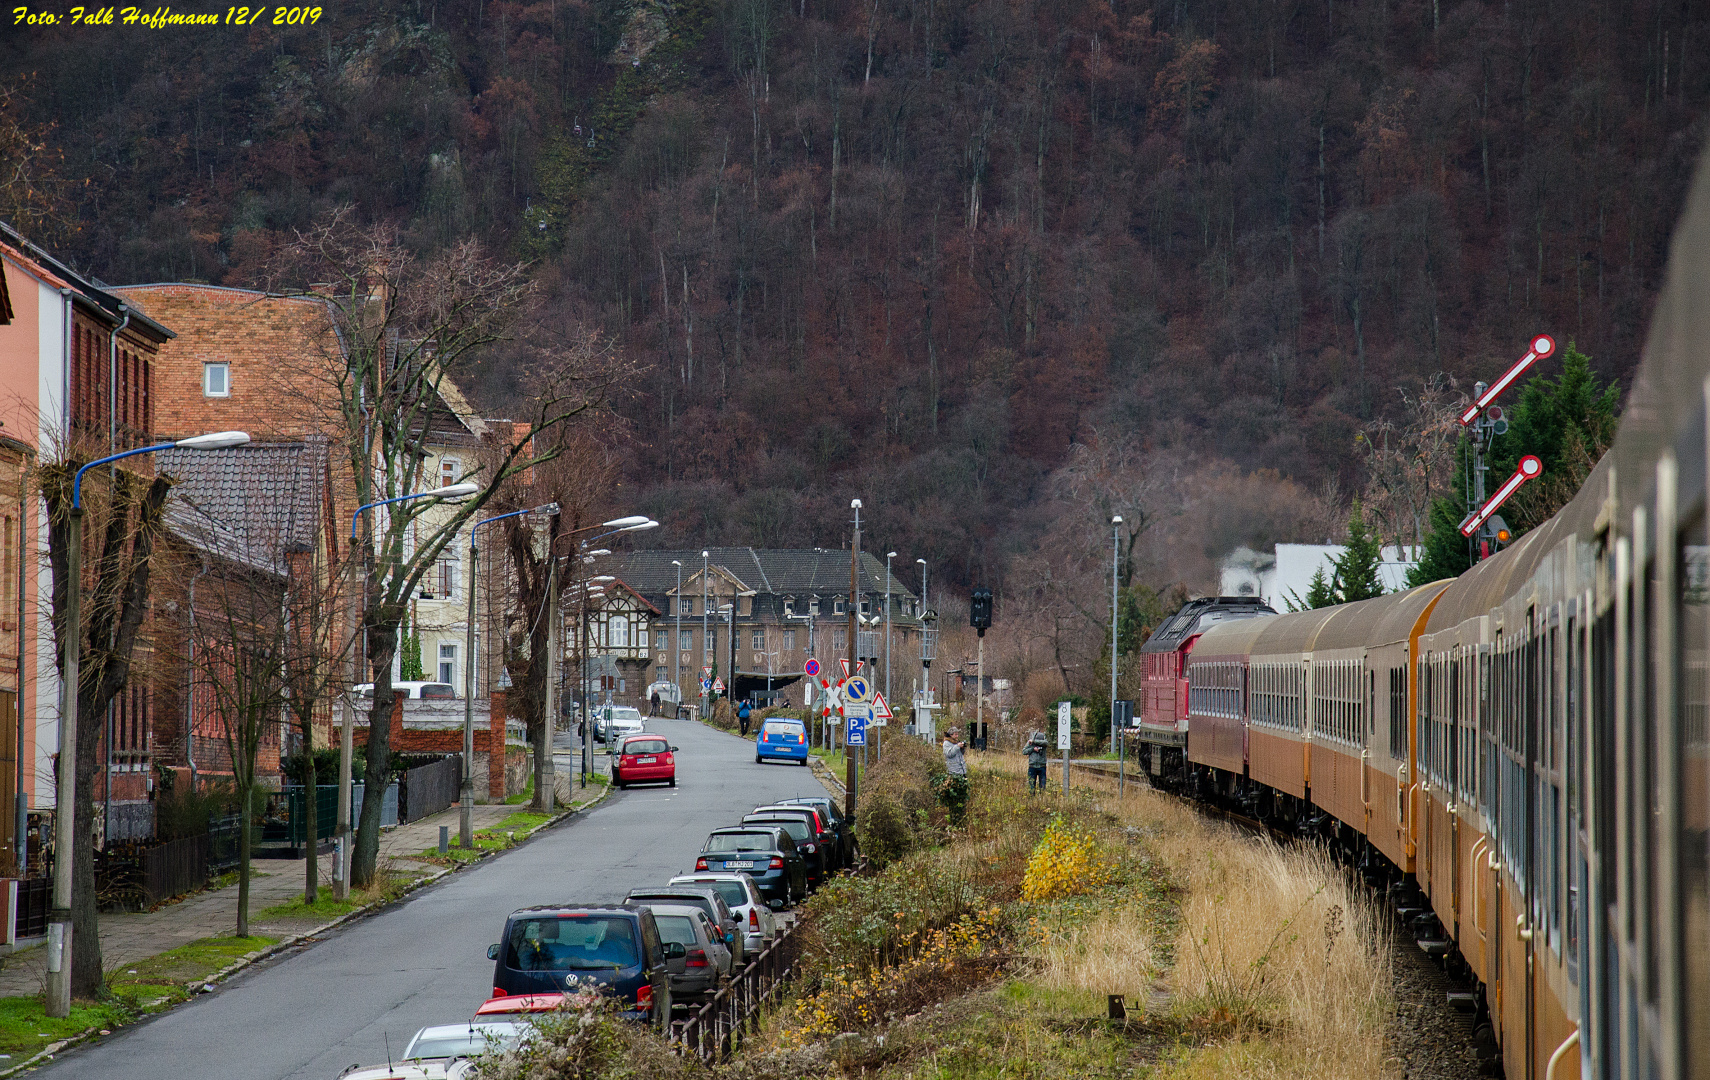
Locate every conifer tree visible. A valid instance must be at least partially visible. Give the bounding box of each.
[1331,499,1385,602]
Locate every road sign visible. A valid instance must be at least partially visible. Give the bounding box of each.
[1056,701,1072,750]
[844,675,871,703]
[700,678,711,693]
[1459,455,1543,537]
[847,708,868,746]
[712,676,725,694]
[1460,335,1555,425]
[804,658,820,677]
[871,690,893,726]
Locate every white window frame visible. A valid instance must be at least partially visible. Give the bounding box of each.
[203,361,231,397]
[438,642,457,686]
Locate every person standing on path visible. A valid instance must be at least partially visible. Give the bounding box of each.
[1025,731,1048,793]
[737,699,753,737]
[942,730,967,776]
[650,689,661,717]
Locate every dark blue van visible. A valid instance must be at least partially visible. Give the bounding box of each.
[486,904,681,1025]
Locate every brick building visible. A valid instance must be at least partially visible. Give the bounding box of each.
[0,223,171,852]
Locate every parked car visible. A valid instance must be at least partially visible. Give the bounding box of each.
[754,716,809,765]
[645,680,682,717]
[741,814,827,891]
[594,705,646,743]
[668,872,778,958]
[486,906,678,1026]
[647,903,733,1005]
[622,886,744,966]
[693,826,807,907]
[752,804,838,871]
[352,681,456,700]
[777,796,856,870]
[399,1021,527,1062]
[337,1062,474,1080]
[612,734,677,789]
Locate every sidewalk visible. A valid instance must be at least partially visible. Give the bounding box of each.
[0,801,525,998]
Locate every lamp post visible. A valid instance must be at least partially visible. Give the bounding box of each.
[47,430,251,1018]
[700,550,709,715]
[671,560,682,710]
[463,503,559,848]
[577,580,608,782]
[1110,515,1123,796]
[570,518,656,781]
[916,557,930,741]
[339,478,480,897]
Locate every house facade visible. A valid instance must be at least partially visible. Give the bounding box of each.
[0,224,171,852]
[613,548,922,710]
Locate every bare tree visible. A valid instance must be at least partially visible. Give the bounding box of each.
[268,209,626,888]
[1357,376,1462,551]
[41,455,171,1000]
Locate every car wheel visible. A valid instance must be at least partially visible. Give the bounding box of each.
[669,777,677,788]
[755,755,763,764]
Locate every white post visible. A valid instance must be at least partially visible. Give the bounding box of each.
[1111,515,1122,796]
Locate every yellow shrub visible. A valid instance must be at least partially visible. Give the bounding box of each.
[1020,818,1111,901]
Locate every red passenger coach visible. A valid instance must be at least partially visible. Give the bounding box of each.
[1136,597,1275,787]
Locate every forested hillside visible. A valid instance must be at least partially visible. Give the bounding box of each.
[3,0,1706,593]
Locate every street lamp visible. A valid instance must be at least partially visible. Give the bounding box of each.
[916,557,930,741]
[347,481,480,539]
[460,502,559,848]
[884,551,896,762]
[671,560,682,712]
[571,519,656,782]
[700,550,709,714]
[1110,515,1123,795]
[48,430,251,1017]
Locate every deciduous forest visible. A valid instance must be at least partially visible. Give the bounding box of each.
[2,0,1705,609]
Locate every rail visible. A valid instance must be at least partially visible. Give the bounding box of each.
[672,920,802,1063]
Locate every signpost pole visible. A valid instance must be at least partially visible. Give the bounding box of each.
[847,500,862,826]
[1058,700,1072,795]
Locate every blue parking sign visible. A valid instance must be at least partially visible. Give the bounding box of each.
[847,709,868,746]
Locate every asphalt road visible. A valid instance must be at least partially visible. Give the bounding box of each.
[38,715,828,1080]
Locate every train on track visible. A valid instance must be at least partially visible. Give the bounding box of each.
[1135,166,1710,1079]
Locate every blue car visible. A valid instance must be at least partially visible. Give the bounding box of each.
[755,717,809,765]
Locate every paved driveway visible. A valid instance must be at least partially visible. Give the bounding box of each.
[38,716,827,1080]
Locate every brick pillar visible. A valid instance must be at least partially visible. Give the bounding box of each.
[489,690,508,800]
[390,694,405,745]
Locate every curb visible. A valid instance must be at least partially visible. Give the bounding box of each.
[0,785,615,1077]
[809,757,846,797]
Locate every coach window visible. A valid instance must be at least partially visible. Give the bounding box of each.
[1678,518,1708,1074]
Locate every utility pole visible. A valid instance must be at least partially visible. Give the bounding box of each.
[847,499,861,825]
[541,548,558,812]
[700,550,709,716]
[884,550,895,763]
[671,560,682,706]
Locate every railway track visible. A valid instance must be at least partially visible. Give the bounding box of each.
[1065,757,1488,1078]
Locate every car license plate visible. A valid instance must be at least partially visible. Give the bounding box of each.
[725,860,754,870]
[639,756,657,763]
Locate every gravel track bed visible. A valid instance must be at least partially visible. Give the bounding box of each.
[1386,920,1485,1080]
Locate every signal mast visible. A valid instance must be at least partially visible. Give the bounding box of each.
[1457,335,1554,561]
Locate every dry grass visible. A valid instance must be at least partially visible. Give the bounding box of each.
[1031,902,1159,1002]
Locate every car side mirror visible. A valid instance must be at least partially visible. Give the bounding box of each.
[671,746,679,751]
[487,943,501,960]
[767,899,784,910]
[663,942,687,959]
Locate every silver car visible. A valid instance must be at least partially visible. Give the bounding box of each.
[668,873,778,958]
[401,1021,526,1061]
[644,903,732,1005]
[595,705,646,742]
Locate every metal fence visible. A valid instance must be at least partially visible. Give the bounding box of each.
[13,877,47,939]
[674,921,803,1064]
[142,833,210,907]
[399,755,460,824]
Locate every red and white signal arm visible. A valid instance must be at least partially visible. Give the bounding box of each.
[1460,336,1556,426]
[1459,455,1543,537]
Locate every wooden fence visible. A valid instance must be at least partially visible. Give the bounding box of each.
[399,754,461,824]
[142,833,209,907]
[673,921,803,1064]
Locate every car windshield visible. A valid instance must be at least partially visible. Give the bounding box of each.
[704,832,775,853]
[421,684,455,699]
[624,739,669,755]
[760,721,803,737]
[407,1026,519,1059]
[612,708,643,722]
[750,819,810,842]
[504,916,639,971]
[654,915,698,947]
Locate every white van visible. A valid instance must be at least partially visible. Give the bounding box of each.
[351,681,457,700]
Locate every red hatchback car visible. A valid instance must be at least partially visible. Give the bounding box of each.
[613,734,677,789]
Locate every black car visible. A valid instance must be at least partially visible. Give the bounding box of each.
[622,887,745,965]
[752,804,839,874]
[695,825,807,907]
[742,814,828,891]
[777,796,856,869]
[486,905,680,1026]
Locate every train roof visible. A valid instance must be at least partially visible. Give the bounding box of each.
[1139,597,1277,653]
